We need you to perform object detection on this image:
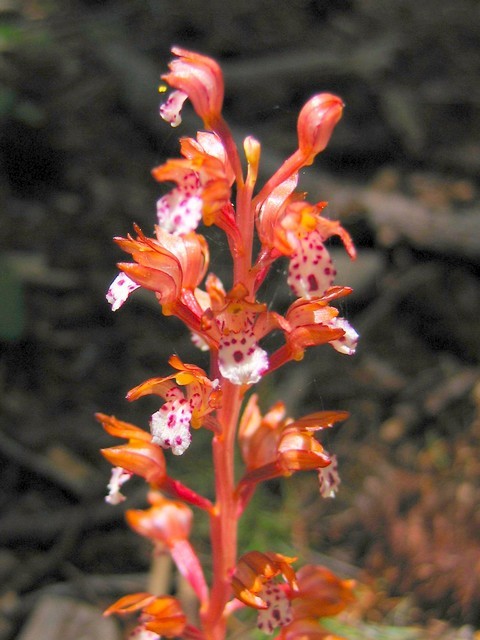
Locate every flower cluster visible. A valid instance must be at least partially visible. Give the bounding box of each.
[100,46,358,640]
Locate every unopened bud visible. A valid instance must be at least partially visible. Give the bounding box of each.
[297,93,344,165]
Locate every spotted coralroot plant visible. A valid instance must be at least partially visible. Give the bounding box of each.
[98,47,358,640]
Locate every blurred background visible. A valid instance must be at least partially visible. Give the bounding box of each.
[1,1,480,638]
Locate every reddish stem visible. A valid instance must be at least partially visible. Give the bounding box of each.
[201,380,242,639]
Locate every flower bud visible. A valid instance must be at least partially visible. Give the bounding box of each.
[297,93,344,165]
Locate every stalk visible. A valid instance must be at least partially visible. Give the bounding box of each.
[202,146,251,637]
[202,380,242,639]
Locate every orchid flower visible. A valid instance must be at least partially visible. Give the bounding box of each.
[126,355,221,454]
[104,592,187,638]
[106,224,209,327]
[97,413,167,487]
[231,555,355,637]
[160,47,224,129]
[152,132,234,233]
[231,551,298,634]
[237,395,348,510]
[101,47,360,640]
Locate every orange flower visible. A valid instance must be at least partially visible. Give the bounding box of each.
[125,355,221,456]
[286,294,358,356]
[297,93,344,166]
[274,565,355,639]
[106,226,212,337]
[276,426,331,474]
[142,596,187,637]
[256,176,356,325]
[267,291,358,373]
[231,551,298,609]
[232,551,299,635]
[104,592,186,638]
[96,413,167,494]
[238,394,287,471]
[292,564,356,619]
[128,355,221,428]
[258,187,356,296]
[161,47,224,129]
[152,132,233,232]
[114,225,208,302]
[200,278,271,385]
[237,399,348,497]
[180,131,235,184]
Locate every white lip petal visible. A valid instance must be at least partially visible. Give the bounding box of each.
[218,333,269,385]
[106,273,140,311]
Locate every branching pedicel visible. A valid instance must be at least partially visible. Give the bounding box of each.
[98,47,358,640]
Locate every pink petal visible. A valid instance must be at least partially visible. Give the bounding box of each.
[287,230,336,299]
[156,178,203,234]
[218,332,269,385]
[127,626,160,640]
[159,89,188,127]
[318,454,341,498]
[106,273,140,311]
[150,388,192,455]
[105,466,132,505]
[256,584,292,634]
[325,317,359,355]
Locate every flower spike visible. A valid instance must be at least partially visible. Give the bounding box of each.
[101,47,359,640]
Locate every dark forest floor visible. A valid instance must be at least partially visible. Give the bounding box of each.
[1,1,480,638]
